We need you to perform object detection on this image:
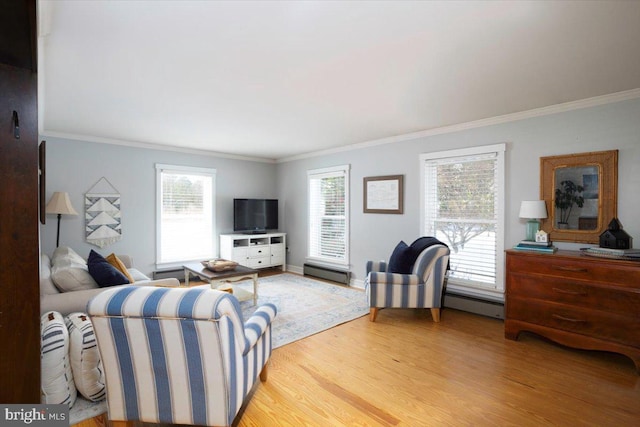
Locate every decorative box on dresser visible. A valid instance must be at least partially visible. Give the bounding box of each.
[505,249,640,373]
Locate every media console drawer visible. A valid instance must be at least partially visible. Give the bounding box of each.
[505,249,640,373]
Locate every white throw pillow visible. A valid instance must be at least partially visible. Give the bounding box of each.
[41,311,77,406]
[40,254,59,296]
[65,313,106,402]
[51,246,86,266]
[51,247,99,292]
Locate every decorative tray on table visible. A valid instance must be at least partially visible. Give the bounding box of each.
[201,259,239,272]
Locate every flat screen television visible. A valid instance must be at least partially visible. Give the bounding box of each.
[233,198,278,233]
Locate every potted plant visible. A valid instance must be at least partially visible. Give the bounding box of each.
[554,180,584,228]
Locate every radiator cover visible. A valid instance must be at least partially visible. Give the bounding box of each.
[443,292,504,319]
[303,263,350,285]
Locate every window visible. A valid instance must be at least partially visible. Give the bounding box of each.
[156,164,216,266]
[307,165,350,266]
[420,144,505,300]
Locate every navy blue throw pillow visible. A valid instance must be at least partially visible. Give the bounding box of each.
[388,240,413,274]
[87,250,130,287]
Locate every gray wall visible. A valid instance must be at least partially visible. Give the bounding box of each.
[42,97,640,282]
[42,137,278,275]
[278,97,640,281]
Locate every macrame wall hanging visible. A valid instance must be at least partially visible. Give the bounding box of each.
[85,177,122,248]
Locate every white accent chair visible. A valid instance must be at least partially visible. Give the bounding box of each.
[87,285,277,427]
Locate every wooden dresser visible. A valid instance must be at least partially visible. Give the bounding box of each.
[505,249,640,373]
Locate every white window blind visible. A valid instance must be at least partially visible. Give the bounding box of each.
[307,165,350,265]
[421,144,505,298]
[156,164,216,266]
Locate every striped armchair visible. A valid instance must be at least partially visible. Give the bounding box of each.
[87,286,276,427]
[365,243,450,322]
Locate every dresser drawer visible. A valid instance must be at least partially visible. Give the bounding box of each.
[507,297,640,348]
[249,245,269,257]
[247,256,270,268]
[507,252,640,287]
[508,273,640,316]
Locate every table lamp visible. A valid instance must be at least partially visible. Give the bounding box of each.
[519,200,548,241]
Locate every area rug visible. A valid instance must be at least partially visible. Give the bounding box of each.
[236,273,369,348]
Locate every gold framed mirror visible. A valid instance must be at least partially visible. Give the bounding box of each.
[540,150,618,243]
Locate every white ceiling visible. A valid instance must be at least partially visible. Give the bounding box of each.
[38,1,640,161]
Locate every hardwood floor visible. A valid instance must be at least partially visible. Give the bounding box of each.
[74,305,640,427]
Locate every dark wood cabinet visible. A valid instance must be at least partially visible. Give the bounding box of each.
[505,249,640,373]
[0,0,40,403]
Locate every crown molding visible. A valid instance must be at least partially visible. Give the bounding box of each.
[277,88,640,163]
[39,130,277,164]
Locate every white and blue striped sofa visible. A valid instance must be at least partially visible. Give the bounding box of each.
[365,243,450,322]
[87,285,276,427]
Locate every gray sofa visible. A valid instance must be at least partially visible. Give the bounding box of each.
[40,246,179,315]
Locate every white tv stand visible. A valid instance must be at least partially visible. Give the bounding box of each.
[220,232,286,271]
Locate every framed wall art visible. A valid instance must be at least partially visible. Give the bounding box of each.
[85,177,122,248]
[363,175,404,214]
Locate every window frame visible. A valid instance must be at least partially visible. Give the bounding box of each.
[420,144,506,300]
[307,164,350,267]
[155,163,217,268]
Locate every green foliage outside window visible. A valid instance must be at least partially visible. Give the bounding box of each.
[162,174,204,214]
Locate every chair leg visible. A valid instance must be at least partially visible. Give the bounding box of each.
[260,363,269,382]
[430,308,441,323]
[369,307,379,322]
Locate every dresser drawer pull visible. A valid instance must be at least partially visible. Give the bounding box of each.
[554,266,588,273]
[552,314,586,323]
[552,287,587,296]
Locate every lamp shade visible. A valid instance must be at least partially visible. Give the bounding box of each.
[45,192,78,216]
[519,200,547,219]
